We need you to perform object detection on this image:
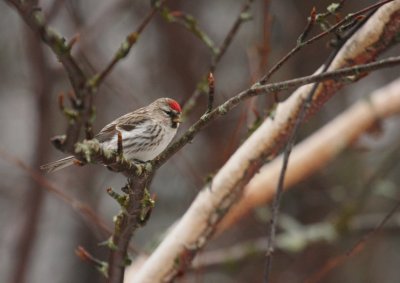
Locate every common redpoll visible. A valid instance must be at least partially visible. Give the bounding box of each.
[41,97,182,173]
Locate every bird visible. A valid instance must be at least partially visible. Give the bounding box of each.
[40,97,182,173]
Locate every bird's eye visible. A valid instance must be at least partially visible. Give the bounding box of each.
[163,110,173,116]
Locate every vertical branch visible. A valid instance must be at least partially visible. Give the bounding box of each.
[90,0,168,89]
[11,27,54,283]
[263,8,375,280]
[258,0,394,84]
[107,172,154,283]
[206,72,215,113]
[264,81,321,283]
[182,0,255,115]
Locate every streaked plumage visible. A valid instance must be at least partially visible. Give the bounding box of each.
[41,98,182,173]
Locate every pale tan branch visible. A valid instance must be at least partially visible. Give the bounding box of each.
[219,77,400,231]
[130,2,400,282]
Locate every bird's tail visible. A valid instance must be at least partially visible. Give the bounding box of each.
[40,156,77,173]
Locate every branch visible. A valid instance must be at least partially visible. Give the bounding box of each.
[107,174,154,283]
[0,148,113,239]
[182,0,255,116]
[305,199,400,283]
[5,0,94,151]
[5,1,86,93]
[131,2,400,281]
[90,0,168,89]
[193,211,400,269]
[219,77,400,232]
[154,55,400,170]
[260,0,395,84]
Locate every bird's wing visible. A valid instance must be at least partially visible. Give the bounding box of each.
[95,121,118,143]
[95,114,148,143]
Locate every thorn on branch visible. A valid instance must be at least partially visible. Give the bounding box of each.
[66,33,80,51]
[58,92,64,111]
[59,92,79,122]
[72,159,85,167]
[207,72,215,113]
[107,187,128,207]
[99,236,118,251]
[75,246,108,277]
[50,135,66,151]
[298,7,316,44]
[127,32,139,45]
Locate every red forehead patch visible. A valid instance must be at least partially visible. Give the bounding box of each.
[168,99,182,112]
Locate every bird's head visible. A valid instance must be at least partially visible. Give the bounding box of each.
[155,98,182,128]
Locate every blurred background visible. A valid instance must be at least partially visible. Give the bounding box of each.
[1,0,399,282]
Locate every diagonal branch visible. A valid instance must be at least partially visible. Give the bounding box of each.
[260,0,395,84]
[132,2,400,281]
[182,0,255,116]
[6,0,93,151]
[219,76,400,232]
[89,0,168,89]
[153,55,400,170]
[6,1,86,95]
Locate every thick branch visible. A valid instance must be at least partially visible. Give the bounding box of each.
[219,77,400,232]
[107,173,153,283]
[132,2,400,282]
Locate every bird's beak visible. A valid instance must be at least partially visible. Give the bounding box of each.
[172,114,181,124]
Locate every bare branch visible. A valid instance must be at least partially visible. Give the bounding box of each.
[90,0,168,89]
[132,3,400,281]
[0,149,113,238]
[154,55,400,169]
[182,0,255,116]
[259,0,394,84]
[305,199,400,283]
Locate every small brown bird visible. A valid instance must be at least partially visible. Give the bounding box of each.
[41,98,182,173]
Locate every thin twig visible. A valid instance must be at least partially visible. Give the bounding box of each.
[46,0,67,22]
[0,148,113,238]
[211,0,255,71]
[90,0,168,89]
[264,73,325,283]
[206,72,215,113]
[182,0,255,116]
[263,9,375,279]
[11,27,53,283]
[305,199,400,283]
[259,0,394,84]
[76,246,108,277]
[5,0,94,152]
[162,9,218,54]
[193,211,400,270]
[297,6,317,45]
[154,55,400,169]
